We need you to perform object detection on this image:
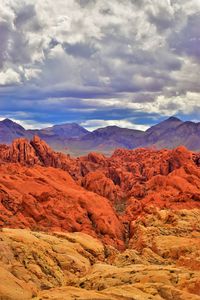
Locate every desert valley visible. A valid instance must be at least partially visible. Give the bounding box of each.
[1,0,200,299]
[0,125,200,299]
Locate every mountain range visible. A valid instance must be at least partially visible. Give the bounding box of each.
[0,116,200,155]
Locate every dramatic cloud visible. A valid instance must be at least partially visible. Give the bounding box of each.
[0,0,200,128]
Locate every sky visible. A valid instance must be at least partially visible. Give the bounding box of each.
[0,0,200,130]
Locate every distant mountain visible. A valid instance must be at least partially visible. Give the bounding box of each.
[28,123,89,152]
[0,117,200,155]
[0,119,90,153]
[149,120,200,150]
[67,117,200,155]
[144,116,183,144]
[70,126,144,155]
[34,123,89,139]
[0,119,26,144]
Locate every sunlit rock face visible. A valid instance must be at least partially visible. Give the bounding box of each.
[0,219,200,300]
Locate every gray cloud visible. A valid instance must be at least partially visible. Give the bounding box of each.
[0,0,199,128]
[14,4,38,29]
[169,13,200,60]
[76,0,96,8]
[63,41,98,59]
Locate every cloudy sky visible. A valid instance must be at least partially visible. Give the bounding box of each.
[0,0,200,130]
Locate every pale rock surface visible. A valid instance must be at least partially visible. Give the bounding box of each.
[0,222,200,299]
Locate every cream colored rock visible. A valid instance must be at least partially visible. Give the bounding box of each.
[35,286,116,300]
[55,231,105,259]
[76,263,200,294]
[1,209,200,300]
[129,209,200,268]
[103,283,200,300]
[0,229,106,299]
[0,265,34,300]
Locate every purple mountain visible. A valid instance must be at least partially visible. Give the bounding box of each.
[0,117,199,156]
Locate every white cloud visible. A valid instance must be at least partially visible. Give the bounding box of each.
[13,119,53,129]
[0,116,53,129]
[23,67,41,80]
[0,68,21,85]
[80,119,149,131]
[127,92,200,116]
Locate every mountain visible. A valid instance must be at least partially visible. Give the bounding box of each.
[0,137,200,299]
[0,118,26,143]
[143,117,200,150]
[144,116,183,144]
[31,122,89,139]
[0,117,200,155]
[0,119,90,153]
[67,117,200,155]
[159,120,200,150]
[68,125,144,156]
[29,122,90,153]
[1,136,200,216]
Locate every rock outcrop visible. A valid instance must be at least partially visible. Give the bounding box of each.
[78,146,200,213]
[81,171,123,203]
[0,136,76,172]
[0,163,124,249]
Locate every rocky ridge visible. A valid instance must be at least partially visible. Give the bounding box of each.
[1,117,200,155]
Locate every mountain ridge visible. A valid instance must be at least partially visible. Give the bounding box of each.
[0,117,200,155]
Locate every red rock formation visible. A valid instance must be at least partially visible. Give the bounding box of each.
[0,144,10,161]
[81,171,123,203]
[0,136,77,174]
[78,146,200,206]
[0,163,124,249]
[9,138,40,165]
[0,137,200,248]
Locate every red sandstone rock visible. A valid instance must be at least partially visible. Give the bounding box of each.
[81,171,123,203]
[9,138,40,165]
[0,137,200,248]
[0,163,124,249]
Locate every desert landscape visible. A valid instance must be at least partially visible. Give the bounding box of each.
[0,135,200,299]
[1,0,200,299]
